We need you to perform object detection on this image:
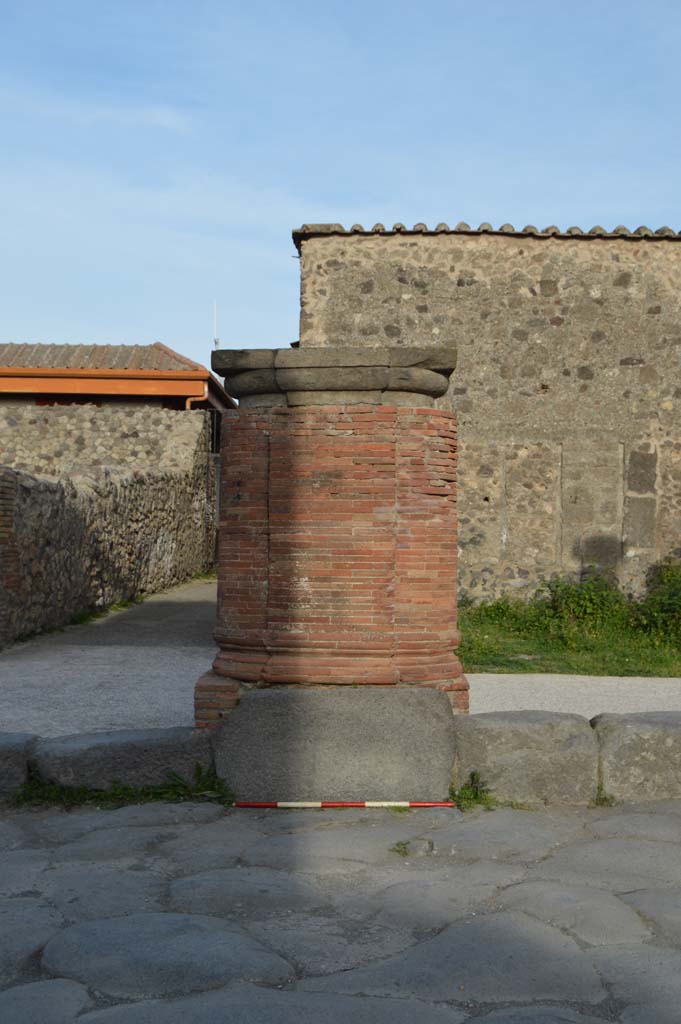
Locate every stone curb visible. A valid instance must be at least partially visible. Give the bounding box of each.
[1,710,680,803]
[591,712,681,802]
[32,728,214,790]
[451,711,599,805]
[0,732,38,796]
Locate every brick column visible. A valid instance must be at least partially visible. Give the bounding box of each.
[195,346,468,727]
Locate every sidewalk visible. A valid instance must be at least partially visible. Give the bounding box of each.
[0,579,215,736]
[469,671,681,717]
[1,579,679,736]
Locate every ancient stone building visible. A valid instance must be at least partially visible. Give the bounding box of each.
[0,343,233,646]
[293,222,681,598]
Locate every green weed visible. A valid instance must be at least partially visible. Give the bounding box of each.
[590,784,616,808]
[458,562,681,676]
[390,840,410,857]
[450,771,496,812]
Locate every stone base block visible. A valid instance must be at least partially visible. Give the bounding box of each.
[592,712,681,801]
[0,732,37,796]
[33,728,213,790]
[452,711,598,805]
[211,687,457,802]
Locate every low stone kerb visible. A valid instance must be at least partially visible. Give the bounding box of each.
[592,712,681,801]
[32,727,213,790]
[452,711,599,805]
[0,732,37,796]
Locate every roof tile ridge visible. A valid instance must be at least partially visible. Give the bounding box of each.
[151,341,206,373]
[292,222,681,247]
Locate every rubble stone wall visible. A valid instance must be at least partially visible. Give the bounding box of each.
[0,407,217,646]
[298,230,681,597]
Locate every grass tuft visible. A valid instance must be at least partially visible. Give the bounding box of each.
[450,770,496,812]
[389,840,410,856]
[590,784,616,808]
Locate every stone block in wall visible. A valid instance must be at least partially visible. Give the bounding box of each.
[456,442,503,598]
[0,733,37,796]
[504,443,560,575]
[592,712,681,801]
[657,439,681,561]
[561,443,624,573]
[451,711,598,805]
[627,445,658,494]
[33,728,213,790]
[211,688,457,802]
[623,495,657,551]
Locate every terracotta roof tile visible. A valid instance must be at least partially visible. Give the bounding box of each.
[292,222,681,250]
[0,342,205,373]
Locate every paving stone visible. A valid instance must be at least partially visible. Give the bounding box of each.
[338,863,525,932]
[451,712,598,805]
[593,945,681,1023]
[40,864,166,921]
[156,819,265,874]
[41,912,293,998]
[248,806,458,835]
[423,809,582,863]
[34,728,212,789]
[212,688,456,802]
[587,811,681,843]
[476,1010,605,1023]
[619,889,681,944]
[241,818,445,874]
[495,881,651,945]
[0,848,49,895]
[78,982,468,1022]
[0,817,29,849]
[50,825,178,864]
[593,712,681,802]
[618,799,681,817]
[0,732,36,796]
[530,838,681,889]
[28,802,224,844]
[0,978,91,1023]
[246,911,416,974]
[169,867,325,917]
[300,911,604,1003]
[0,897,63,984]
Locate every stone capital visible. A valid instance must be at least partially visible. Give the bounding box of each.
[212,345,457,407]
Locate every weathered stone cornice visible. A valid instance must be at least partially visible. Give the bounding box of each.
[213,346,457,407]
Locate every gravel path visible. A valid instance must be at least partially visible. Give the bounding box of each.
[2,798,681,1020]
[1,579,680,735]
[469,672,681,717]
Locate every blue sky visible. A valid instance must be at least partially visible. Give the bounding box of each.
[1,1,679,366]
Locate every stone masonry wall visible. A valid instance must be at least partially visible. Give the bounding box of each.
[298,230,681,597]
[0,407,217,645]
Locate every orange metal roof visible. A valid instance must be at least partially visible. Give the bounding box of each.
[0,342,235,408]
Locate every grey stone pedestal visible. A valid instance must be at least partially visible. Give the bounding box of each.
[211,688,457,802]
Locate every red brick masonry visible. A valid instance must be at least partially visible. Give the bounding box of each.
[195,404,468,725]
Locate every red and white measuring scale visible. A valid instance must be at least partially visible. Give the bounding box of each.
[235,800,455,809]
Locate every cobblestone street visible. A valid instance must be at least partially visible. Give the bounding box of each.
[2,799,681,1021]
